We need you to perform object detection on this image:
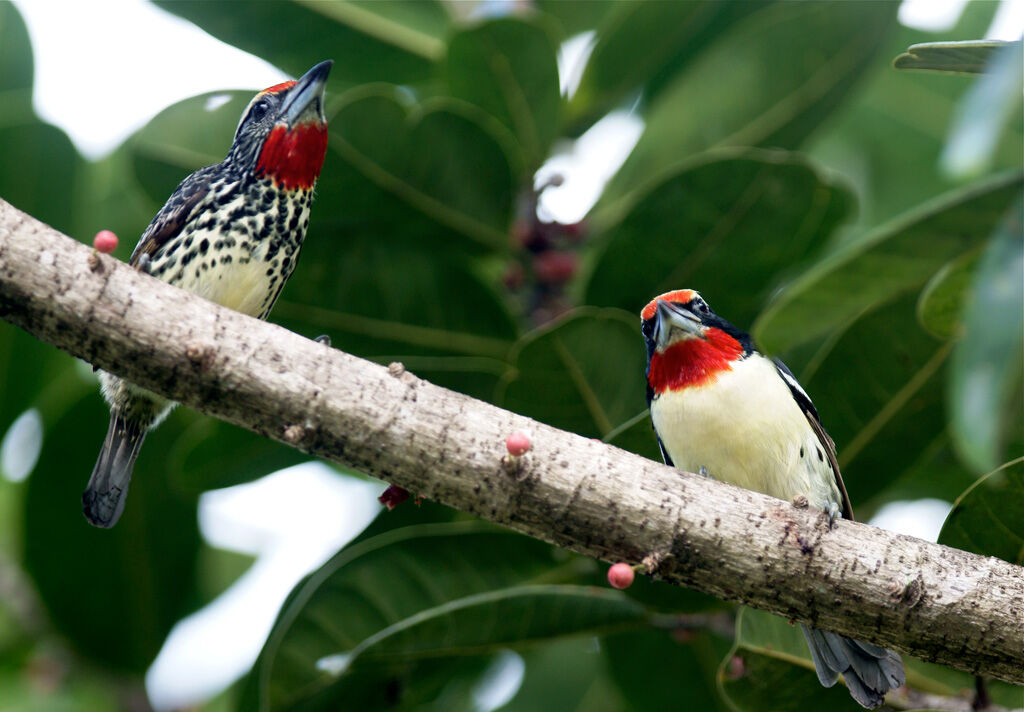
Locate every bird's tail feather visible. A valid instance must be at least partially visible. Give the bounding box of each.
[83,412,147,528]
[801,625,904,709]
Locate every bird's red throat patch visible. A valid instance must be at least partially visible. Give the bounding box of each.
[255,123,328,191]
[648,327,743,393]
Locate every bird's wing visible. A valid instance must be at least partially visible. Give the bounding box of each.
[773,358,854,521]
[129,169,213,267]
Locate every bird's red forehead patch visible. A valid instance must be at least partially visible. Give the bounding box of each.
[648,327,742,392]
[641,289,696,321]
[259,80,297,96]
[255,123,328,191]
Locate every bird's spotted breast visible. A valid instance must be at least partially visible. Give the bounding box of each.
[148,177,311,317]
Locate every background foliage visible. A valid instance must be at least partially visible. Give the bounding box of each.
[0,1,1020,710]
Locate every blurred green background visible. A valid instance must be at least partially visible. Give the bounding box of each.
[0,1,1021,710]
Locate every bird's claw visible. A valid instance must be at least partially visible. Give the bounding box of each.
[698,466,714,480]
[826,501,840,529]
[137,254,151,274]
[314,334,331,347]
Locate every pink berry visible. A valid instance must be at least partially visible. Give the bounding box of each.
[727,655,746,680]
[93,230,118,254]
[378,485,410,511]
[607,563,635,589]
[506,432,531,457]
[533,250,578,284]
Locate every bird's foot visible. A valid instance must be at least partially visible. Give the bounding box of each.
[314,334,331,347]
[136,254,151,274]
[826,501,840,529]
[698,466,715,480]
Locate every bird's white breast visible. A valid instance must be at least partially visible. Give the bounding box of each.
[650,354,840,509]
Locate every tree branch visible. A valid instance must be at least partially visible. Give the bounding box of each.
[1,199,1021,684]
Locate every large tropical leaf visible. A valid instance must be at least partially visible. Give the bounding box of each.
[753,172,1023,355]
[243,521,646,711]
[584,149,854,329]
[599,1,897,217]
[791,292,964,509]
[605,629,728,711]
[323,86,518,252]
[155,1,450,89]
[940,40,1023,178]
[445,17,562,169]
[0,5,80,238]
[23,396,201,672]
[806,2,1021,226]
[497,637,624,712]
[497,308,645,439]
[948,197,1023,472]
[718,608,863,712]
[938,458,1024,565]
[564,1,766,133]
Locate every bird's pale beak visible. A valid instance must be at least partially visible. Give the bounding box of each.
[655,299,703,349]
[281,60,332,127]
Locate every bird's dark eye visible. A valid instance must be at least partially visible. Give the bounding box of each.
[693,299,710,315]
[248,98,271,123]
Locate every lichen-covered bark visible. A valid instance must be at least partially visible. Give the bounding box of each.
[1,199,1021,683]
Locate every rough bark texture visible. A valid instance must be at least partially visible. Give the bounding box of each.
[1,200,1022,683]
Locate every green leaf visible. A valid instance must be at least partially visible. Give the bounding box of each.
[0,669,119,712]
[167,416,311,492]
[245,521,645,711]
[498,308,646,439]
[0,328,85,449]
[23,395,201,672]
[0,122,81,237]
[605,629,728,711]
[753,172,1024,355]
[72,145,161,262]
[916,250,981,339]
[806,3,1022,228]
[498,637,624,712]
[791,292,959,508]
[719,608,864,712]
[901,650,1024,709]
[274,232,517,399]
[600,1,897,215]
[584,149,854,330]
[865,436,979,507]
[130,91,252,206]
[0,2,32,94]
[939,458,1024,566]
[325,85,518,252]
[941,41,1024,178]
[534,0,617,38]
[949,196,1024,472]
[604,411,661,462]
[338,585,643,667]
[155,0,448,89]
[893,40,1020,75]
[445,17,561,168]
[565,1,765,133]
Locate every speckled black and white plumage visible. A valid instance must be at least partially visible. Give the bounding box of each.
[85,60,332,528]
[133,172,313,320]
